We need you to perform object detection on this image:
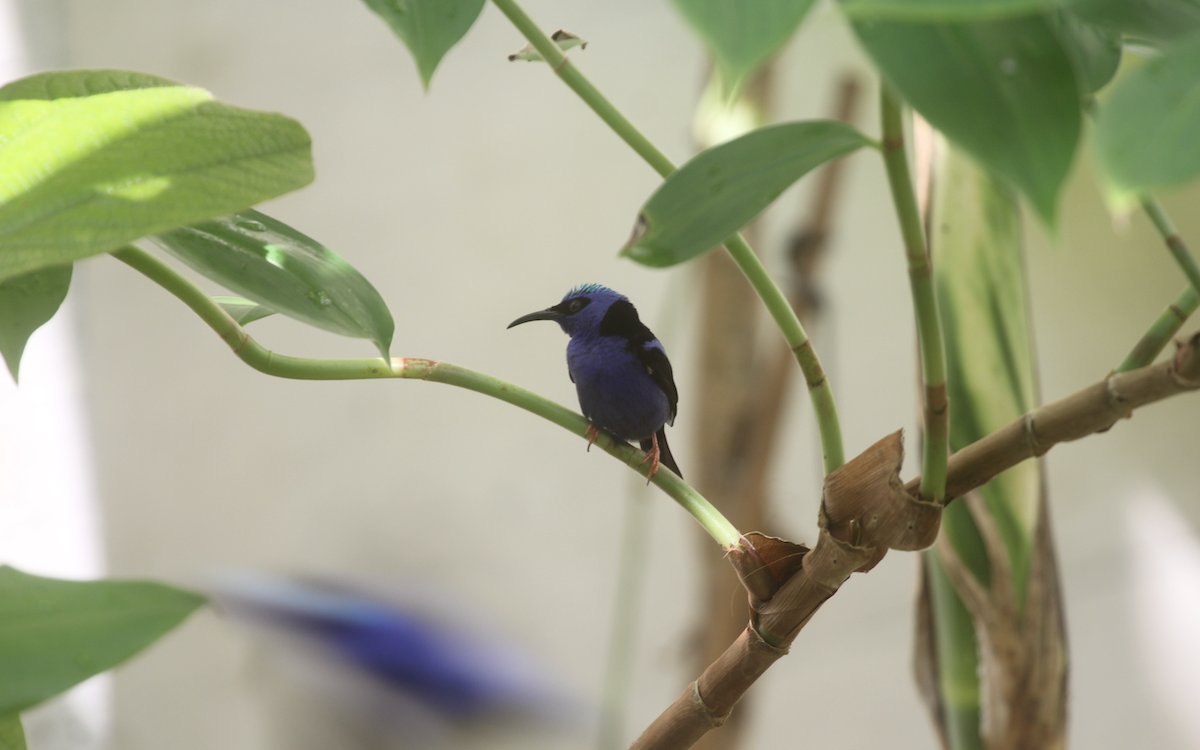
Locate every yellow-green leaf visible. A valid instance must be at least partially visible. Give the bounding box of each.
[0,70,313,284]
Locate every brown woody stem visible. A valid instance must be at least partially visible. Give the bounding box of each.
[630,334,1200,749]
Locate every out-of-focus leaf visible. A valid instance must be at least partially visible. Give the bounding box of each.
[360,0,485,88]
[851,15,1080,225]
[622,121,869,267]
[841,0,1053,20]
[0,265,70,382]
[933,144,1040,563]
[214,296,276,326]
[671,0,818,92]
[1072,0,1200,43]
[0,714,25,750]
[1094,32,1200,198]
[1055,9,1122,94]
[0,566,204,715]
[0,69,313,284]
[152,210,394,357]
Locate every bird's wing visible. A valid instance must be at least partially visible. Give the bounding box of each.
[638,342,678,425]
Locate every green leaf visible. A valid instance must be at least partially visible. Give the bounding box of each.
[622,121,869,267]
[1094,32,1200,197]
[214,296,276,326]
[0,566,204,715]
[0,265,71,382]
[671,0,818,91]
[0,69,313,284]
[1072,0,1200,43]
[0,714,25,750]
[1055,9,1122,94]
[842,0,1054,21]
[152,210,394,357]
[361,0,485,89]
[851,15,1081,225]
[933,140,1040,585]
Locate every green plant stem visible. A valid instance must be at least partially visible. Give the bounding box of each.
[111,245,741,549]
[880,87,949,503]
[1141,196,1200,297]
[1117,196,1200,371]
[489,0,845,473]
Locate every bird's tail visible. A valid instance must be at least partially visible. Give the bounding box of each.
[641,427,682,479]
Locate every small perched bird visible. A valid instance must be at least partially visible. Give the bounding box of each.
[507,283,681,480]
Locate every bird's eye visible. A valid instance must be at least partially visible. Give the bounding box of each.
[568,298,584,313]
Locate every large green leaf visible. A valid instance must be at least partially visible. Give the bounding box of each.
[0,566,204,715]
[0,715,24,750]
[671,0,818,91]
[361,0,485,89]
[0,70,313,284]
[0,265,71,382]
[152,210,394,357]
[842,0,1054,21]
[1094,32,1200,198]
[622,121,869,267]
[851,15,1081,225]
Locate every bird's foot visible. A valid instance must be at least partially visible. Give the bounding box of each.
[584,422,601,452]
[640,432,661,483]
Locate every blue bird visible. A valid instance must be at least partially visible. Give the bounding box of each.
[507,283,681,480]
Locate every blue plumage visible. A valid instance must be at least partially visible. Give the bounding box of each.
[508,284,681,479]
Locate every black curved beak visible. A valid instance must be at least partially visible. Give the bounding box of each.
[507,307,560,329]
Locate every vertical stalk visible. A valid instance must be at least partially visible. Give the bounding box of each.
[488,0,845,472]
[880,87,949,502]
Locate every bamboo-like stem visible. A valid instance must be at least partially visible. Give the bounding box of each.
[632,335,1200,748]
[1119,285,1200,372]
[1142,195,1200,297]
[880,87,949,502]
[488,0,845,472]
[1118,195,1200,371]
[110,246,742,549]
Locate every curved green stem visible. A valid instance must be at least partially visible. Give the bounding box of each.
[111,245,741,549]
[880,86,949,503]
[1117,196,1200,372]
[489,0,845,472]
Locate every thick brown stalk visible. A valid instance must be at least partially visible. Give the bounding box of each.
[631,333,1200,749]
[925,332,1200,504]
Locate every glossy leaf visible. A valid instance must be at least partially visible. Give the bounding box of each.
[842,0,1053,20]
[153,210,394,357]
[851,15,1081,224]
[0,70,313,284]
[214,296,276,326]
[0,566,204,715]
[672,0,818,91]
[1094,32,1200,197]
[0,715,25,750]
[0,265,71,382]
[622,121,869,267]
[361,0,485,88]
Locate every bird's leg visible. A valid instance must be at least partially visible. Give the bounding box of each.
[584,422,601,452]
[640,431,662,483]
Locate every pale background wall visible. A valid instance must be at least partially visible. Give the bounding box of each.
[9,0,1199,748]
